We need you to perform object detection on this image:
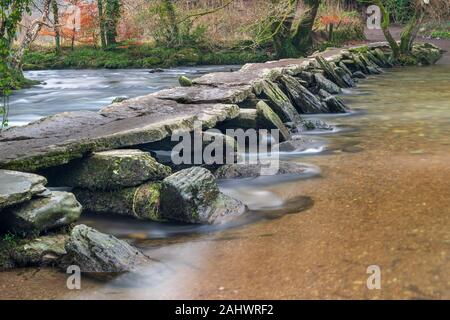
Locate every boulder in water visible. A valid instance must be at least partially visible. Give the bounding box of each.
[1,191,82,235]
[74,183,162,221]
[278,75,328,114]
[59,149,171,190]
[11,234,68,267]
[63,224,150,273]
[160,167,247,224]
[256,101,291,142]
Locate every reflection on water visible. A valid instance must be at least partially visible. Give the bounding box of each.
[8,66,240,126]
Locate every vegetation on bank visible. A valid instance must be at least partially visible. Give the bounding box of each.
[23,44,270,70]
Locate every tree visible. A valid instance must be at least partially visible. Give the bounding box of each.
[253,0,322,58]
[12,0,52,70]
[105,0,121,46]
[360,0,444,58]
[291,0,321,54]
[52,0,61,54]
[0,0,32,129]
[97,0,107,48]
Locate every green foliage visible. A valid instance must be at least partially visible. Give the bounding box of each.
[384,0,414,24]
[0,0,32,130]
[150,0,208,48]
[23,44,270,70]
[430,31,450,39]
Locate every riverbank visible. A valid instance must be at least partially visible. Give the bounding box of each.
[23,44,270,71]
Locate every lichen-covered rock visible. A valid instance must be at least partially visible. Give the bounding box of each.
[256,101,291,142]
[314,73,342,95]
[1,191,82,235]
[334,67,356,87]
[160,167,247,224]
[258,80,302,123]
[318,89,348,113]
[278,75,328,114]
[63,224,150,273]
[111,97,128,103]
[178,75,193,87]
[411,43,443,65]
[74,183,162,221]
[315,56,349,88]
[59,150,171,190]
[215,161,316,179]
[0,170,47,210]
[11,234,68,267]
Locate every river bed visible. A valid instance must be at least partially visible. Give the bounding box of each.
[0,63,449,299]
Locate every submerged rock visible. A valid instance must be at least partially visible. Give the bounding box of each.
[215,161,315,179]
[278,75,327,114]
[74,183,162,221]
[63,224,150,273]
[160,167,247,224]
[1,191,82,235]
[0,170,47,210]
[59,149,171,190]
[11,234,68,267]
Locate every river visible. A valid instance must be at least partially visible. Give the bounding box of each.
[7,66,241,127]
[0,62,449,299]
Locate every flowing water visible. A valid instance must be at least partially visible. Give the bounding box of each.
[1,63,449,299]
[7,66,241,127]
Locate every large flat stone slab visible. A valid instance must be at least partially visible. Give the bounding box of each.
[0,170,47,209]
[0,96,239,172]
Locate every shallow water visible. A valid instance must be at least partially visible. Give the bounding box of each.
[7,66,240,126]
[1,63,450,299]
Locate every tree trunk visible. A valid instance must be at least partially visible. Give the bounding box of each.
[291,0,321,54]
[400,7,424,55]
[163,0,179,47]
[98,0,107,48]
[12,0,52,70]
[105,0,120,46]
[375,0,400,58]
[52,0,60,54]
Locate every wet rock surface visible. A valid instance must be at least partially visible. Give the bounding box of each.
[63,224,150,273]
[1,191,82,235]
[0,170,47,209]
[215,161,315,179]
[74,183,162,221]
[160,167,247,224]
[0,97,239,172]
[11,234,69,267]
[59,149,171,190]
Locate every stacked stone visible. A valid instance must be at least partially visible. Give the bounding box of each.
[56,149,247,225]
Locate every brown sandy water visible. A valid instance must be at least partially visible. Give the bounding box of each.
[1,62,450,300]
